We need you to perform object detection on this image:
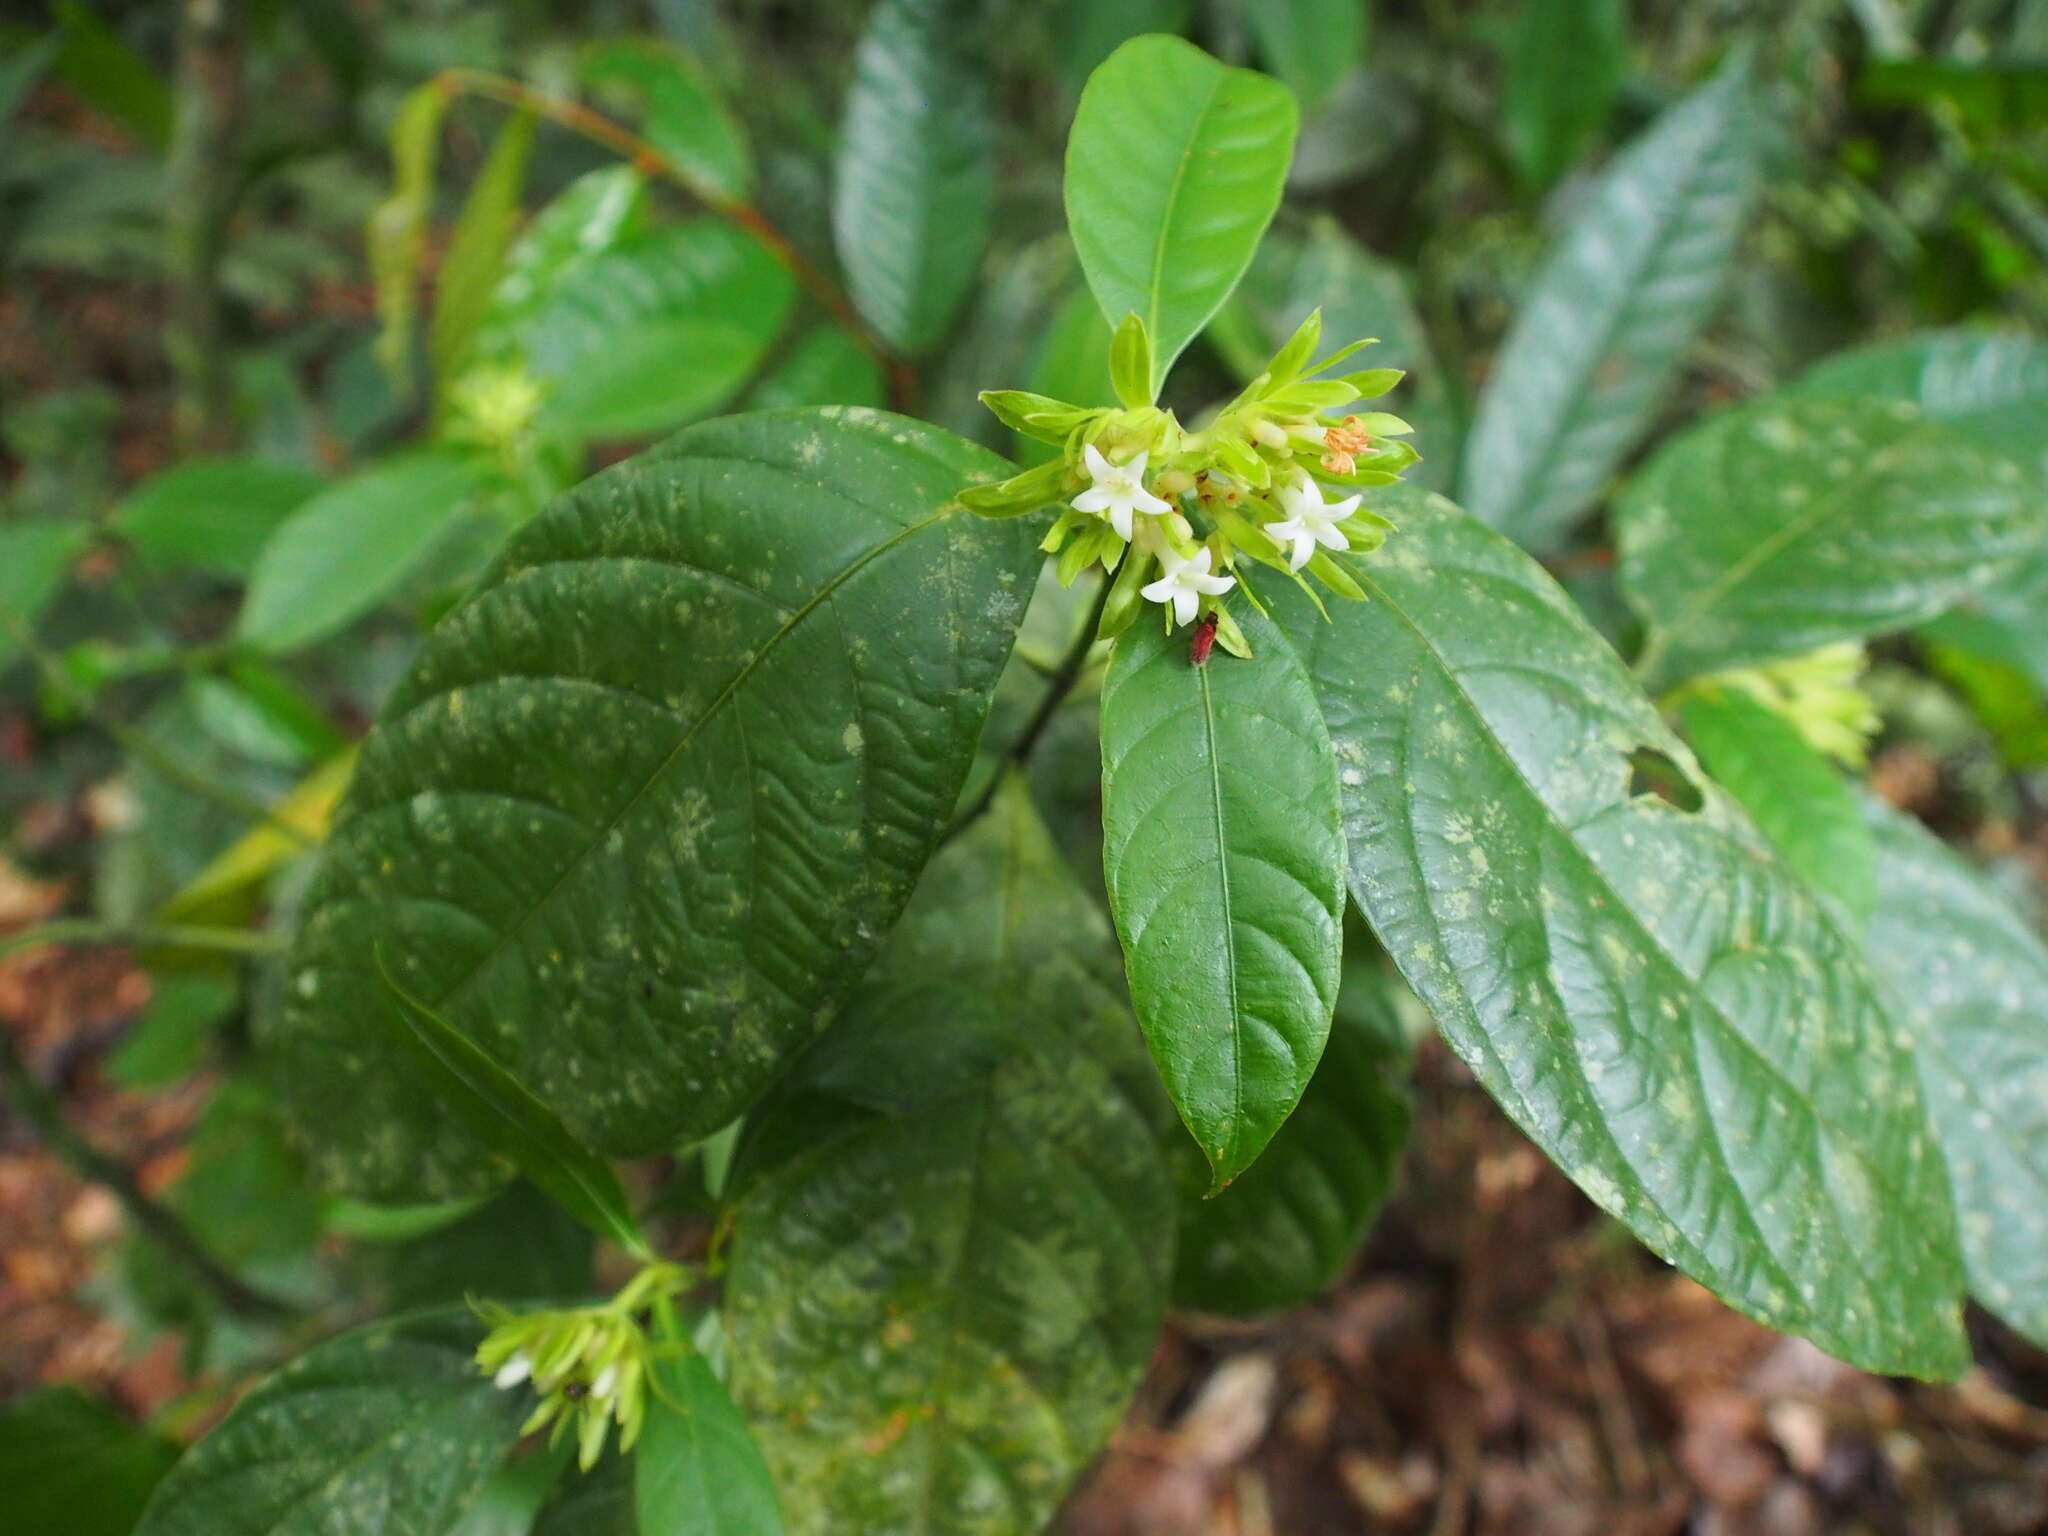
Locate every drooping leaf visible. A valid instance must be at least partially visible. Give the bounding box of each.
[1237,0,1366,111]
[832,0,994,354]
[1174,945,1412,1315]
[1677,686,1875,927]
[0,518,84,669]
[430,109,536,394]
[583,38,752,201]
[1065,35,1299,396]
[368,80,451,386]
[237,452,488,654]
[114,458,325,579]
[526,222,796,441]
[1100,603,1346,1191]
[275,409,1040,1200]
[744,325,884,411]
[1268,485,1969,1377]
[1458,57,1765,553]
[635,1352,785,1536]
[1861,796,2048,1349]
[1500,0,1627,193]
[1620,396,2045,690]
[135,1309,525,1536]
[0,1388,179,1536]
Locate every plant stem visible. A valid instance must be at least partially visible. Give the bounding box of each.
[0,1019,296,1323]
[434,67,913,411]
[166,0,244,453]
[0,920,283,963]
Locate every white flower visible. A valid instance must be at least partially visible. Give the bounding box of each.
[589,1363,618,1400]
[1266,476,1364,571]
[1072,444,1173,541]
[493,1353,533,1390]
[1141,547,1235,627]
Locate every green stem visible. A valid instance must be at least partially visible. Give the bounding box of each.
[0,920,282,963]
[165,0,244,453]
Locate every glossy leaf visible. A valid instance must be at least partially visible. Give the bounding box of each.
[469,165,649,366]
[1174,949,1412,1315]
[833,0,994,354]
[744,325,884,411]
[1239,0,1365,111]
[1100,603,1346,1191]
[1502,0,1627,192]
[430,109,536,392]
[635,1352,785,1536]
[238,452,488,654]
[0,1387,178,1536]
[114,459,325,578]
[584,38,752,201]
[1862,796,2048,1349]
[1620,396,2045,690]
[527,222,795,441]
[1065,35,1299,396]
[1458,58,1764,553]
[1269,486,1968,1377]
[1678,687,1875,926]
[275,409,1040,1200]
[135,1310,525,1536]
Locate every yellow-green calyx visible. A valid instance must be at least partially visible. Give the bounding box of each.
[1685,642,1882,767]
[960,307,1419,656]
[473,1259,687,1470]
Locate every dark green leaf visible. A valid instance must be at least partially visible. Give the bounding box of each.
[1239,0,1366,112]
[275,410,1040,1200]
[0,518,84,669]
[0,32,60,160]
[448,1443,575,1536]
[1620,396,2045,690]
[1501,0,1627,192]
[108,973,237,1089]
[1066,35,1299,395]
[0,1388,178,1536]
[378,1181,596,1312]
[136,1309,525,1536]
[583,38,752,201]
[238,452,487,654]
[744,325,884,411]
[1859,57,2048,133]
[833,0,994,354]
[1100,603,1346,1190]
[431,110,536,393]
[635,1352,785,1536]
[1050,0,1192,102]
[1678,687,1875,926]
[1271,486,1969,1377]
[114,459,325,579]
[53,2,171,150]
[1862,796,2048,1349]
[1458,58,1765,553]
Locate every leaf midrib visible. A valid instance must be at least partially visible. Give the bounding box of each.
[1143,69,1228,385]
[1194,659,1246,1181]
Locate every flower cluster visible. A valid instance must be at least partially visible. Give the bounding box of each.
[473,1260,687,1470]
[1687,643,1880,766]
[960,308,1418,658]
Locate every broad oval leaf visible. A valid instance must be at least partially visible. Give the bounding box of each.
[1065,35,1299,396]
[238,452,487,655]
[635,1353,785,1536]
[276,408,1041,1200]
[135,1309,524,1536]
[1269,486,1969,1376]
[1457,58,1764,554]
[115,458,324,578]
[833,0,994,355]
[1100,603,1346,1191]
[1620,395,2045,690]
[1862,796,2048,1349]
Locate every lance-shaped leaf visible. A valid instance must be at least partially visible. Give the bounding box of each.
[430,109,536,392]
[136,1310,525,1536]
[1268,486,1968,1377]
[1862,796,2048,1349]
[635,1351,784,1536]
[1065,35,1299,396]
[115,458,324,579]
[1620,395,2045,691]
[1458,58,1764,554]
[468,165,649,367]
[833,0,994,355]
[724,781,1174,1534]
[1100,604,1346,1191]
[276,409,1040,1200]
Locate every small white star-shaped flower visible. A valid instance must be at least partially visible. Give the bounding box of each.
[1141,547,1235,627]
[494,1353,533,1390]
[1072,444,1173,540]
[1266,476,1364,570]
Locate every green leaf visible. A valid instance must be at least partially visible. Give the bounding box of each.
[53,1,171,150]
[275,410,1041,1200]
[0,32,60,161]
[1174,947,1411,1315]
[1678,687,1875,926]
[1922,544,2048,693]
[237,451,487,654]
[1065,35,1299,396]
[379,1180,595,1311]
[1501,0,1627,192]
[744,325,884,411]
[136,1309,526,1536]
[0,518,84,668]
[1013,289,1116,465]
[1050,0,1192,102]
[1862,796,2048,1349]
[0,1388,178,1536]
[448,1442,575,1536]
[527,222,796,441]
[368,80,452,386]
[1100,602,1346,1190]
[114,459,325,579]
[108,973,237,1088]
[724,782,1173,1535]
[635,1352,785,1536]
[583,38,752,201]
[1238,0,1366,112]
[1458,58,1765,554]
[833,0,994,354]
[1109,310,1154,408]
[431,109,536,395]
[1859,57,2048,134]
[1621,396,2046,690]
[469,165,650,366]
[1270,486,1969,1377]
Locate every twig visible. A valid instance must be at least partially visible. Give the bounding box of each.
[433,67,913,411]
[165,0,244,453]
